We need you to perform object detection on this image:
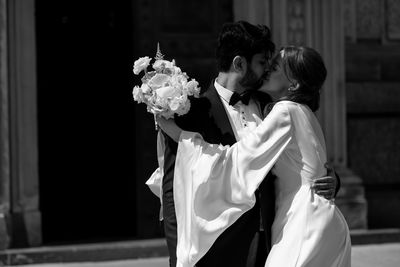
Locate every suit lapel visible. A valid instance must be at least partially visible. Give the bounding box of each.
[202,82,236,146]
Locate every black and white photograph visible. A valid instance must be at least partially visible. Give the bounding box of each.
[0,0,399,266]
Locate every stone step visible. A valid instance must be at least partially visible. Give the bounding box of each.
[351,229,400,245]
[0,239,168,266]
[1,229,400,265]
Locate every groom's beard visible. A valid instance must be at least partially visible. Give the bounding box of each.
[239,68,264,91]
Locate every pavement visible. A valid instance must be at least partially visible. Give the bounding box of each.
[352,243,400,267]
[16,257,169,267]
[13,243,400,267]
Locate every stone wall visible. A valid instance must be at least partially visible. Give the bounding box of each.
[345,0,400,228]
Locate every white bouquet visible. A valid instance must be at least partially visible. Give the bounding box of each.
[132,44,200,129]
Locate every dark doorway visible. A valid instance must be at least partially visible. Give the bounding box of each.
[36,0,137,244]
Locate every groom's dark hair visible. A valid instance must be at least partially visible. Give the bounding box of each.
[216,21,275,72]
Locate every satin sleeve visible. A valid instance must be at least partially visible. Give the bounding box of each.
[173,102,293,267]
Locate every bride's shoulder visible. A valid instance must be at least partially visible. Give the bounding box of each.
[275,100,298,107]
[272,100,298,113]
[274,101,308,113]
[266,101,293,124]
[269,101,313,123]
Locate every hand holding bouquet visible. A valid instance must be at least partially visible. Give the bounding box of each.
[132,44,200,129]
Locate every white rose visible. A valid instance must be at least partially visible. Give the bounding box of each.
[148,73,170,88]
[173,66,182,74]
[176,99,191,116]
[132,86,143,103]
[186,80,200,96]
[168,98,181,111]
[141,83,151,94]
[153,59,174,70]
[133,56,151,75]
[156,86,178,99]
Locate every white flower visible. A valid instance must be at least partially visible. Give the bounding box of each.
[132,49,200,120]
[176,99,191,116]
[173,66,182,74]
[186,80,200,96]
[168,97,181,111]
[153,59,174,71]
[148,73,170,88]
[133,56,151,75]
[141,83,151,94]
[132,86,143,103]
[156,86,179,99]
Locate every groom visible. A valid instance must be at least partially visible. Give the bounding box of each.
[161,21,339,267]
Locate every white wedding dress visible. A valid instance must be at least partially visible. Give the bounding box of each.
[173,101,351,267]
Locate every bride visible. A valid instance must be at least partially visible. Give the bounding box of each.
[158,46,351,267]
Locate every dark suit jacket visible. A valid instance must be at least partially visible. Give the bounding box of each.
[162,82,275,267]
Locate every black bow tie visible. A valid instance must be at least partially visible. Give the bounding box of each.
[229,92,252,106]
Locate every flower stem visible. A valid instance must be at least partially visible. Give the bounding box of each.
[154,113,159,131]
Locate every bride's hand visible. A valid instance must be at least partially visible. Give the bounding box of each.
[156,116,183,142]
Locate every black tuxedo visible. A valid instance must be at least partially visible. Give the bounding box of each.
[161,82,275,267]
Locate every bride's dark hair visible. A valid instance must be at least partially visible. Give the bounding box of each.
[272,46,327,112]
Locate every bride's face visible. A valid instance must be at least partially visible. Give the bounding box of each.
[259,55,291,99]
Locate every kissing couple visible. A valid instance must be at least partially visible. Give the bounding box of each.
[150,20,351,267]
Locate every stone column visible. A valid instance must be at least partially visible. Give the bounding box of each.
[306,0,367,229]
[234,0,367,229]
[7,0,42,246]
[0,0,11,250]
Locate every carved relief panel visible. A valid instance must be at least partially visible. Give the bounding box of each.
[344,0,400,42]
[387,0,400,40]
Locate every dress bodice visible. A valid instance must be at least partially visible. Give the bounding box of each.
[271,102,327,205]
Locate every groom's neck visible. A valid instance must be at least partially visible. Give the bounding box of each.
[216,72,244,94]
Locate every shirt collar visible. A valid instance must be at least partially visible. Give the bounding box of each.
[214,79,234,104]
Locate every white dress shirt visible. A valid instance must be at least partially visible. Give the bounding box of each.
[214,79,263,140]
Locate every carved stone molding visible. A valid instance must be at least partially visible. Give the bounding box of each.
[356,0,382,40]
[387,0,400,40]
[287,0,306,45]
[344,0,357,42]
[0,0,10,250]
[7,0,41,247]
[344,0,400,43]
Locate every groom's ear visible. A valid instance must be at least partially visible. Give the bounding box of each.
[232,56,247,73]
